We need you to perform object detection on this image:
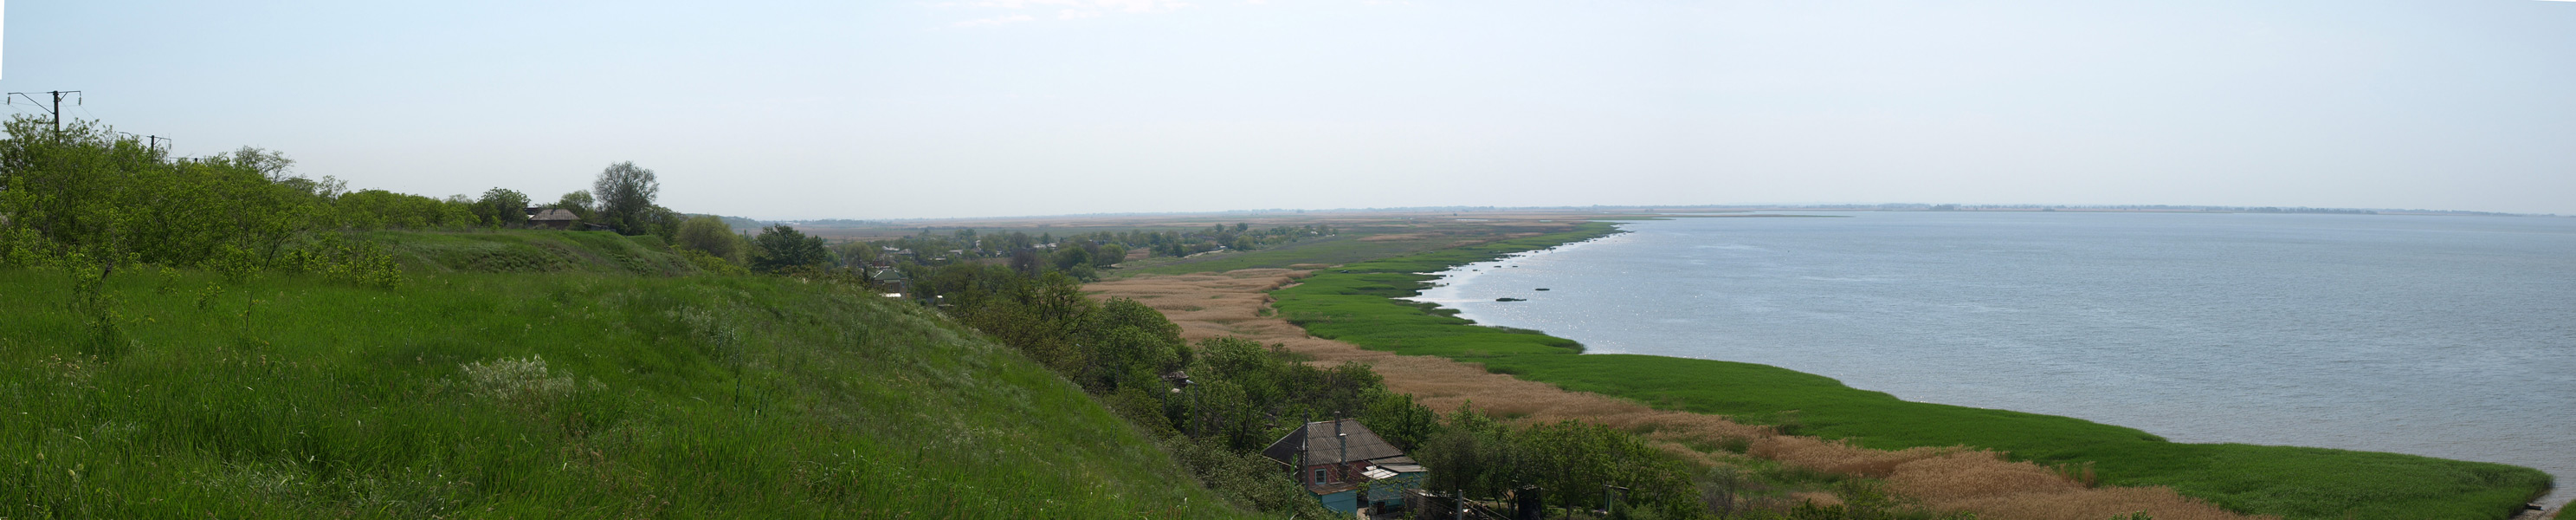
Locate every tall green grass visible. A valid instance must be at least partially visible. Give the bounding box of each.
[1269,223,2552,520]
[0,267,1262,518]
[370,230,697,276]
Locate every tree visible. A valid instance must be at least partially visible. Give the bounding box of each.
[475,188,531,228]
[1049,245,1092,271]
[590,161,658,235]
[552,191,596,221]
[1096,244,1127,267]
[749,224,831,274]
[641,205,684,244]
[1076,297,1190,392]
[0,116,400,286]
[1010,248,1043,276]
[829,240,878,266]
[674,215,742,263]
[438,195,479,228]
[223,146,298,182]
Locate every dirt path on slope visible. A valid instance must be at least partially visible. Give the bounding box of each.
[1088,269,2264,520]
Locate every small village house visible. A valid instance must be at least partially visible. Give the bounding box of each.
[868,267,907,298]
[525,208,581,230]
[1262,419,1428,515]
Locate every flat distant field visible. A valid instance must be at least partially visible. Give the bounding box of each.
[782,209,1637,244]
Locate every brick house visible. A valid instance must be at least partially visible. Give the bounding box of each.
[1262,419,1430,515]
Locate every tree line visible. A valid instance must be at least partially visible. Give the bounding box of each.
[843,223,1335,283]
[0,116,845,283]
[0,117,401,288]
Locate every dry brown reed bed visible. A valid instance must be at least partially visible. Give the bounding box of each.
[1088,269,2267,520]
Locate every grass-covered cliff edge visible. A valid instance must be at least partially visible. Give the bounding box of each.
[0,238,1263,518]
[1269,221,2553,520]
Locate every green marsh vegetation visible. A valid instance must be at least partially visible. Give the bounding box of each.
[1268,222,2554,519]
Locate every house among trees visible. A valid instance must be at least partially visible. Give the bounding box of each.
[525,208,581,230]
[1262,419,1429,515]
[868,267,907,298]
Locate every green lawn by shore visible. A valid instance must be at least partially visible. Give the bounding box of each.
[1269,221,2553,520]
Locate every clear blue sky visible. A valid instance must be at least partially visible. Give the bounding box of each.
[5,1,2571,218]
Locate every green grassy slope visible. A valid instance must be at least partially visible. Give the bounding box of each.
[1270,222,2551,520]
[1,264,1261,518]
[372,230,698,276]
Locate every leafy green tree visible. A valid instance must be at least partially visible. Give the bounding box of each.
[1362,388,1440,451]
[1076,298,1190,393]
[0,116,397,285]
[642,205,684,244]
[1009,249,1043,276]
[1049,245,1092,271]
[829,240,877,266]
[1413,406,1701,518]
[1095,244,1127,267]
[436,195,478,228]
[917,264,1095,374]
[748,224,831,274]
[552,190,596,221]
[589,161,658,235]
[674,214,743,263]
[474,188,531,228]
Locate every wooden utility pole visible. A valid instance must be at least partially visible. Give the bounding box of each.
[7,90,82,132]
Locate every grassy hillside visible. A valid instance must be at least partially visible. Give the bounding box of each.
[1270,222,2553,520]
[0,262,1262,517]
[371,230,699,276]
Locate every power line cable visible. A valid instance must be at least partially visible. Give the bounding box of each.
[5,91,85,132]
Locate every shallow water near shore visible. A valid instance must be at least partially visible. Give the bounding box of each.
[1413,211,2576,506]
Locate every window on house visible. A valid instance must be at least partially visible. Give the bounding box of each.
[1313,468,1327,484]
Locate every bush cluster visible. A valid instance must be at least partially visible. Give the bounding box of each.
[0,117,397,285]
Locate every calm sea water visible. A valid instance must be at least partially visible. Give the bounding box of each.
[1412,211,2576,505]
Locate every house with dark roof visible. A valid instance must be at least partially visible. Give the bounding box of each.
[868,267,907,297]
[525,208,582,230]
[1262,419,1429,515]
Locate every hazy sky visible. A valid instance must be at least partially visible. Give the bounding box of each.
[5,1,2571,218]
